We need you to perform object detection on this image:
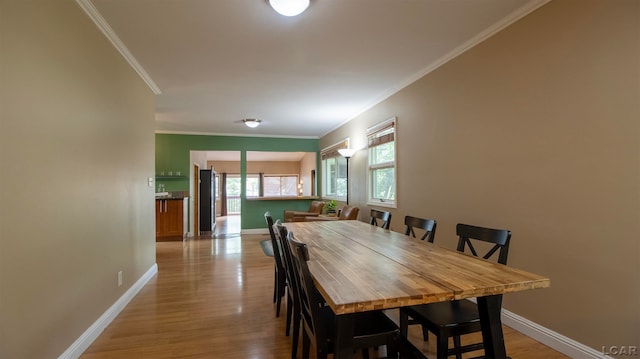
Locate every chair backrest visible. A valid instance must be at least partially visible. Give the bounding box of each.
[286,231,329,352]
[308,201,325,214]
[274,222,300,308]
[339,205,360,220]
[370,209,392,229]
[455,223,511,265]
[404,215,437,242]
[264,212,286,274]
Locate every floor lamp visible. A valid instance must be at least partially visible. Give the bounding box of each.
[338,148,357,205]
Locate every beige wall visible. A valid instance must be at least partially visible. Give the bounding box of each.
[320,0,639,354]
[247,161,301,175]
[0,1,156,358]
[300,152,317,196]
[208,160,241,174]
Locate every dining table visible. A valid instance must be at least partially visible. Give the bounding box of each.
[284,219,550,359]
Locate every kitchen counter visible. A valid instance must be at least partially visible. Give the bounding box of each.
[155,191,188,200]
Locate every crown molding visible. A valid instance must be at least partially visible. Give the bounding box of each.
[154,129,319,139]
[75,0,162,95]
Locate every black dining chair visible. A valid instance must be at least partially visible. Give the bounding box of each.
[399,223,512,359]
[370,209,392,230]
[404,215,437,242]
[400,215,438,341]
[285,231,400,359]
[273,222,302,359]
[265,212,287,317]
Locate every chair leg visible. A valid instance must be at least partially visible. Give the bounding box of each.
[436,332,449,359]
[302,330,311,359]
[422,326,429,342]
[291,312,300,359]
[387,332,400,359]
[275,286,283,317]
[273,267,277,303]
[399,309,409,338]
[453,335,462,359]
[285,293,292,336]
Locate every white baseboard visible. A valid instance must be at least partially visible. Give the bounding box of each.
[241,228,269,235]
[58,263,158,359]
[501,308,610,359]
[460,298,609,358]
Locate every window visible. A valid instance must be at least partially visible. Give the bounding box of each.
[368,118,396,207]
[246,174,298,197]
[321,140,349,200]
[264,175,299,197]
[245,174,260,197]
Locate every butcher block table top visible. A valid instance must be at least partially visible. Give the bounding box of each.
[284,220,550,315]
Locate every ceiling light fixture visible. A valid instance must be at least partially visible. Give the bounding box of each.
[269,0,310,17]
[242,118,261,128]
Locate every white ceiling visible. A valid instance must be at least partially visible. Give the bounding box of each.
[84,0,547,138]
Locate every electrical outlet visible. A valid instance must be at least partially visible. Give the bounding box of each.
[117,270,123,287]
[148,177,154,187]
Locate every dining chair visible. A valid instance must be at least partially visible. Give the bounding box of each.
[398,223,512,359]
[404,215,437,242]
[286,231,400,359]
[264,212,287,317]
[338,205,360,220]
[370,209,392,229]
[273,222,302,359]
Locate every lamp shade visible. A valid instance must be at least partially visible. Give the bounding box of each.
[269,0,310,17]
[338,148,357,158]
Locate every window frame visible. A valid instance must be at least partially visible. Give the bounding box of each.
[366,118,397,208]
[263,174,300,197]
[321,139,349,201]
[245,174,261,198]
[246,173,299,197]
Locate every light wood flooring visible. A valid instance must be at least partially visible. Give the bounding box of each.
[81,230,569,358]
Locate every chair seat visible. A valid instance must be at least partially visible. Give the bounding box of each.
[352,311,399,340]
[320,307,399,353]
[403,299,480,332]
[399,223,512,358]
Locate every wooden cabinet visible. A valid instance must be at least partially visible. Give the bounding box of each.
[156,198,184,240]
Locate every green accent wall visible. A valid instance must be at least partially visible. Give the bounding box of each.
[155,133,320,230]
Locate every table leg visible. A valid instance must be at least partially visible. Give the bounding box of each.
[477,294,507,359]
[334,313,355,359]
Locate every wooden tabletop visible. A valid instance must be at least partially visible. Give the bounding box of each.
[285,220,550,315]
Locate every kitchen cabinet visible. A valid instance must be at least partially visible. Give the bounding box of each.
[156,198,184,240]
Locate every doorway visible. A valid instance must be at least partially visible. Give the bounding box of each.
[190,150,242,238]
[214,172,241,237]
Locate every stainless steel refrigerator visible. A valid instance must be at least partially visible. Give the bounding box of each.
[199,169,216,233]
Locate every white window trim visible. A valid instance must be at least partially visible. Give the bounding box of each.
[263,174,300,197]
[366,117,397,208]
[321,138,350,201]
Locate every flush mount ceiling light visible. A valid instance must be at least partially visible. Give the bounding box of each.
[242,118,261,128]
[269,0,310,17]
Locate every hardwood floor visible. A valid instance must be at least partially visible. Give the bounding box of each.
[82,233,568,358]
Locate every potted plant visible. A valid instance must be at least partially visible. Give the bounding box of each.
[324,200,337,216]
